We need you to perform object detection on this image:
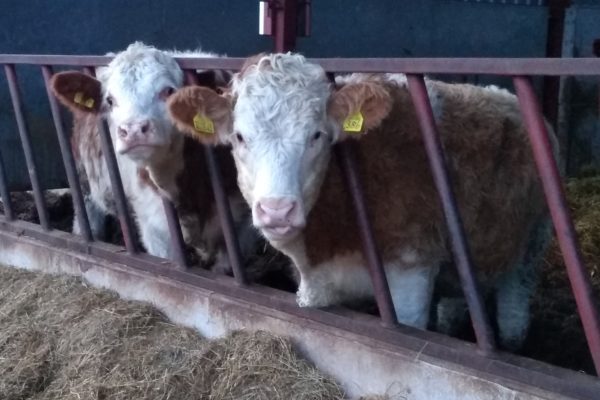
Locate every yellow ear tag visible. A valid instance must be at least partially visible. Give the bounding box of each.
[74,92,95,109]
[343,111,364,133]
[193,113,215,135]
[74,91,84,105]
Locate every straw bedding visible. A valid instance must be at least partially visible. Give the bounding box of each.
[0,265,349,400]
[522,169,600,373]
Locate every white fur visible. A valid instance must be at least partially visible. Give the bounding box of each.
[229,54,334,234]
[79,42,233,261]
[225,54,446,329]
[289,242,437,329]
[221,53,541,341]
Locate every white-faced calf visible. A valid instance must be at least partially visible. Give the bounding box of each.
[51,42,252,267]
[167,53,555,350]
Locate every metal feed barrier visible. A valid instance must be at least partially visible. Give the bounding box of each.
[1,54,600,399]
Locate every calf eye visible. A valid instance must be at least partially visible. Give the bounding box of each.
[312,131,322,141]
[235,133,245,144]
[106,95,114,107]
[159,87,175,101]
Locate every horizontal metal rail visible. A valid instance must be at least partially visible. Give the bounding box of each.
[1,54,598,382]
[2,54,600,75]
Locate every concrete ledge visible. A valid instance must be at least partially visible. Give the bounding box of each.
[0,220,597,399]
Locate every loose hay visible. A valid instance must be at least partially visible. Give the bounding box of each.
[0,266,345,400]
[523,169,600,374]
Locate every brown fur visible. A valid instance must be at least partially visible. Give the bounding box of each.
[176,137,239,231]
[328,80,394,138]
[50,71,102,114]
[167,86,232,145]
[305,79,548,281]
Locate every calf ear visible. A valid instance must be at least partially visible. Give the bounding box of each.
[327,81,393,141]
[167,86,232,145]
[50,71,102,114]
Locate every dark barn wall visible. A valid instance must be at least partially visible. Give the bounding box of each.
[0,0,550,189]
[562,1,600,173]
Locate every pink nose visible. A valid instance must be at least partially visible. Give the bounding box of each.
[117,120,151,139]
[255,197,306,228]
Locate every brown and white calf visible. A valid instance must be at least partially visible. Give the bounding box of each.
[167,53,555,349]
[51,42,252,266]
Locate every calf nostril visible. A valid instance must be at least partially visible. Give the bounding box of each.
[118,127,127,138]
[140,122,150,134]
[285,201,296,217]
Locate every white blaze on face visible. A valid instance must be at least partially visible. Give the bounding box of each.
[97,43,184,164]
[228,54,336,243]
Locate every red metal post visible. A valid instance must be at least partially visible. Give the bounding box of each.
[83,67,138,253]
[184,70,248,285]
[514,75,600,375]
[272,0,299,52]
[542,0,571,128]
[0,150,14,220]
[407,74,496,354]
[4,64,51,230]
[161,198,188,268]
[336,143,399,327]
[41,65,93,241]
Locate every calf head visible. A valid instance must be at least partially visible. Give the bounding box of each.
[51,42,185,165]
[168,53,393,244]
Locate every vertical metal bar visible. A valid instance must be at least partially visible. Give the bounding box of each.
[41,65,93,241]
[273,0,299,52]
[407,74,496,354]
[161,198,188,268]
[83,66,138,253]
[185,70,247,285]
[4,64,50,230]
[0,150,14,220]
[97,119,137,253]
[336,143,399,327]
[542,0,569,129]
[514,75,600,375]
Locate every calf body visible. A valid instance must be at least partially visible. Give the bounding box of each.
[168,54,555,349]
[52,42,249,266]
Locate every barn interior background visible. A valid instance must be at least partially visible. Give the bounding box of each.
[0,1,599,398]
[0,0,599,191]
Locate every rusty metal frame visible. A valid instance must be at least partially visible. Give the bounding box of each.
[41,65,93,241]
[407,74,496,354]
[1,53,600,391]
[184,70,248,285]
[0,150,14,220]
[4,64,50,230]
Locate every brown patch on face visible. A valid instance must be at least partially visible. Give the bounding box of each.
[50,71,102,114]
[167,86,232,145]
[327,81,394,139]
